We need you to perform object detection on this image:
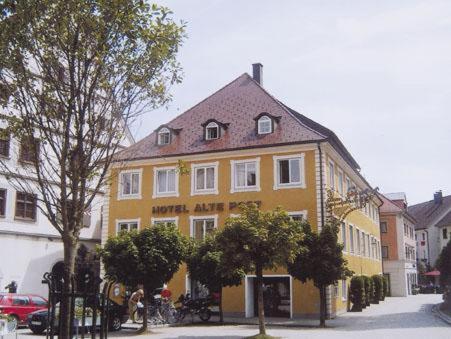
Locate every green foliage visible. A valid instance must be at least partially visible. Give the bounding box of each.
[371,275,383,303]
[287,223,353,288]
[437,239,451,288]
[349,276,365,312]
[100,223,187,293]
[186,234,244,293]
[216,204,303,273]
[382,275,389,298]
[362,275,373,306]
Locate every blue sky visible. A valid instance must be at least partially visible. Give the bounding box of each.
[132,0,451,205]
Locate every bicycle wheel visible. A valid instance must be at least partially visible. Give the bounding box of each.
[198,308,211,322]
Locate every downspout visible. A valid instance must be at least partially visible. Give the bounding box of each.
[317,142,325,230]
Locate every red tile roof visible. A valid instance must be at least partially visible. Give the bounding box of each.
[114,73,359,171]
[379,194,403,214]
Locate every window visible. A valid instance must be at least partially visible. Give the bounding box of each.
[341,280,347,301]
[118,169,142,199]
[349,225,354,253]
[382,246,388,259]
[337,170,344,195]
[345,177,352,194]
[12,296,30,306]
[380,221,387,233]
[257,116,272,134]
[273,154,305,189]
[153,167,178,197]
[191,162,218,195]
[422,233,425,241]
[19,137,40,163]
[205,122,219,140]
[157,127,171,145]
[362,233,366,256]
[329,161,335,190]
[151,217,178,227]
[356,229,361,255]
[341,222,347,251]
[366,234,370,257]
[190,216,217,241]
[0,189,6,217]
[443,228,448,240]
[15,192,37,221]
[116,219,139,233]
[231,158,260,193]
[0,130,10,157]
[31,296,47,306]
[288,211,307,222]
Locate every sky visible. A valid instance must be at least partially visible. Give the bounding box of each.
[131,0,451,205]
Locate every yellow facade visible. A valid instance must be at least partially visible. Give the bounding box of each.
[105,143,382,318]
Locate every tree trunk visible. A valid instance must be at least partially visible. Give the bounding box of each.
[256,264,266,335]
[319,285,326,328]
[219,288,224,323]
[141,287,149,332]
[59,237,78,339]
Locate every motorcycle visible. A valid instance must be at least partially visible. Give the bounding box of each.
[174,293,211,322]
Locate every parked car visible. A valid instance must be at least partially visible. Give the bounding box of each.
[0,293,48,325]
[27,299,128,334]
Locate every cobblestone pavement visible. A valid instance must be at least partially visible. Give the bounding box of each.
[16,294,449,339]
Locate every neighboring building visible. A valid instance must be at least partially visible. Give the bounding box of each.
[0,124,134,296]
[103,64,383,319]
[379,193,417,296]
[409,191,451,268]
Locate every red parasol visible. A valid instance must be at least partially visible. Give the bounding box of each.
[423,270,440,276]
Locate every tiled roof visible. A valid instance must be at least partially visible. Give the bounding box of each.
[408,194,451,230]
[436,210,451,227]
[114,73,359,171]
[379,194,403,214]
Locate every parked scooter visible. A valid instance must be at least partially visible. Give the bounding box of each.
[174,293,211,322]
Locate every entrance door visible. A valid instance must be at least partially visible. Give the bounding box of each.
[251,276,291,318]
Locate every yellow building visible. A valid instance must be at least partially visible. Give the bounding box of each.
[102,64,383,319]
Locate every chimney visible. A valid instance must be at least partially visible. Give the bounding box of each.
[252,63,263,86]
[434,190,443,204]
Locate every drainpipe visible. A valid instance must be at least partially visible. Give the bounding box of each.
[317,142,325,230]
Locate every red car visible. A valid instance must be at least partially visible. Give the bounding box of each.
[0,294,48,325]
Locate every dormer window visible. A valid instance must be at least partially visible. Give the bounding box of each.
[158,128,171,145]
[258,116,272,134]
[205,122,219,140]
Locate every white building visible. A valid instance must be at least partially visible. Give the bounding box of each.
[0,126,134,296]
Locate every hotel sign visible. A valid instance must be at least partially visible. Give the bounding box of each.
[152,200,262,214]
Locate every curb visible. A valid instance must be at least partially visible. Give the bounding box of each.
[432,304,451,325]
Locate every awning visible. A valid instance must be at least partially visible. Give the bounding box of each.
[423,270,440,276]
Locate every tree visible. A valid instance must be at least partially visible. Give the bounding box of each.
[349,276,365,312]
[186,234,244,323]
[0,1,184,337]
[216,203,303,336]
[371,275,383,303]
[287,222,352,327]
[437,239,451,308]
[100,223,188,332]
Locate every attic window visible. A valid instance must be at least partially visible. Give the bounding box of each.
[158,128,171,145]
[258,116,272,134]
[205,122,219,140]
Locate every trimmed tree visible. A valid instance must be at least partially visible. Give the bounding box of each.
[382,275,389,299]
[216,203,303,336]
[287,222,353,327]
[363,276,373,307]
[371,275,383,303]
[186,234,244,323]
[100,224,187,332]
[0,1,184,337]
[349,276,365,312]
[436,239,451,308]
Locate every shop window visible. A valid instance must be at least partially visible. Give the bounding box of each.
[15,192,37,221]
[231,158,260,193]
[118,169,142,199]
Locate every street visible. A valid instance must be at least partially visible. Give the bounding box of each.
[15,294,449,339]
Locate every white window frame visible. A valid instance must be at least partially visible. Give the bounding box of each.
[191,161,219,196]
[153,166,179,198]
[288,210,308,222]
[116,218,140,234]
[205,122,219,140]
[349,224,354,253]
[230,158,261,193]
[158,127,171,145]
[273,154,306,190]
[356,228,361,256]
[341,222,347,252]
[117,169,142,200]
[329,160,335,190]
[341,280,347,301]
[151,216,179,227]
[337,169,344,196]
[189,215,218,239]
[257,116,272,134]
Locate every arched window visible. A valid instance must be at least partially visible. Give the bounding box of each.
[257,115,272,134]
[205,122,219,140]
[158,127,171,145]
